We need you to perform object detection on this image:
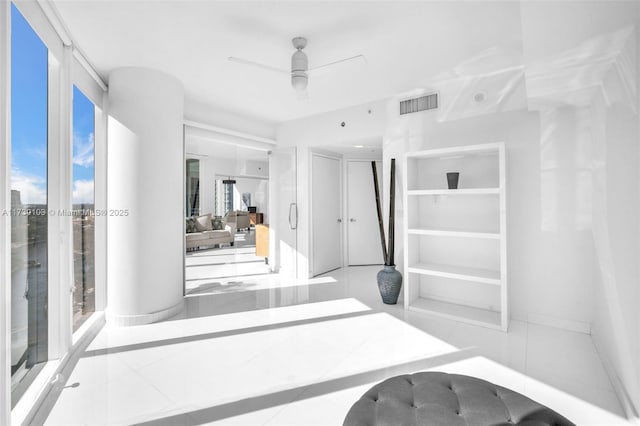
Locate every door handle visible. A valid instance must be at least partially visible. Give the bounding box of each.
[288,202,298,230]
[337,218,342,223]
[350,218,356,222]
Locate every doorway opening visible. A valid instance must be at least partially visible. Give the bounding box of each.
[184,137,270,297]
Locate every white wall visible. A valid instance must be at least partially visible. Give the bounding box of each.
[384,103,605,328]
[590,96,640,415]
[276,100,387,277]
[519,0,640,416]
[184,99,276,140]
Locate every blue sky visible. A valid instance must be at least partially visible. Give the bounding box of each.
[11,3,94,205]
[72,86,95,204]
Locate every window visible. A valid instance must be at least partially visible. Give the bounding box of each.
[10,2,49,401]
[223,179,234,213]
[71,86,95,332]
[186,159,199,216]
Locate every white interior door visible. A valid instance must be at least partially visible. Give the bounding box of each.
[268,147,297,278]
[348,161,384,265]
[311,154,342,276]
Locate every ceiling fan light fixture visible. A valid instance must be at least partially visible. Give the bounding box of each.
[291,71,308,91]
[291,49,308,72]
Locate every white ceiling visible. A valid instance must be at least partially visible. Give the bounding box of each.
[53,1,524,124]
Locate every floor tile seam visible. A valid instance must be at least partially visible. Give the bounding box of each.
[108,396,189,426]
[405,310,461,343]
[524,366,618,395]
[303,307,404,382]
[234,309,384,367]
[116,350,181,373]
[258,388,312,426]
[133,368,185,410]
[279,346,482,423]
[66,357,140,390]
[51,370,172,425]
[126,403,202,425]
[77,359,161,395]
[94,335,192,363]
[519,374,625,416]
[228,311,390,387]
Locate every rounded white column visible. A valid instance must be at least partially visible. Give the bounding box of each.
[106,67,184,325]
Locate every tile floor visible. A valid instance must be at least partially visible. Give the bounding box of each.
[185,231,271,296]
[42,265,630,425]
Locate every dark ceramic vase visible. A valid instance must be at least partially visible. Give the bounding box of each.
[377,265,403,304]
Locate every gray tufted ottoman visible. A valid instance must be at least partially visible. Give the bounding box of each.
[343,372,575,426]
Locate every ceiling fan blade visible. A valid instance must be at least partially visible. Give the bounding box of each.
[308,54,367,75]
[228,57,289,75]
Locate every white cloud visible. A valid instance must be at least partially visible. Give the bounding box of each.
[72,179,94,204]
[73,132,94,167]
[11,169,46,205]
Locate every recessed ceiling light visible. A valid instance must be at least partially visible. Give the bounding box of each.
[355,145,364,148]
[474,91,487,103]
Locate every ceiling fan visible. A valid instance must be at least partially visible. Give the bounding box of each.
[228,36,366,95]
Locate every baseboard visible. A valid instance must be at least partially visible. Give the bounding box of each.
[527,312,591,334]
[592,331,640,423]
[105,300,184,326]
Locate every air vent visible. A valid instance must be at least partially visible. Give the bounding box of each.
[399,93,438,115]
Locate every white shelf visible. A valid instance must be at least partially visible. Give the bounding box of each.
[404,141,508,331]
[408,228,500,240]
[407,188,499,196]
[408,298,502,330]
[408,262,501,286]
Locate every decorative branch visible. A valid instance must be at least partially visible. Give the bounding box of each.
[371,161,388,264]
[388,158,396,266]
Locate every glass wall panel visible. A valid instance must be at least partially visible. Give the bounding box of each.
[10,2,49,402]
[71,86,95,331]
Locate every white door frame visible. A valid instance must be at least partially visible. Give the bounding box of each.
[309,150,343,277]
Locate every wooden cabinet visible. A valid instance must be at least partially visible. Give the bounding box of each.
[403,142,508,331]
[256,224,269,257]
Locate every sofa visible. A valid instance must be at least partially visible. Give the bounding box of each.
[224,210,251,232]
[186,214,236,250]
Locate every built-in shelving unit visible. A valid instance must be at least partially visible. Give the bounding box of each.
[403,142,508,331]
